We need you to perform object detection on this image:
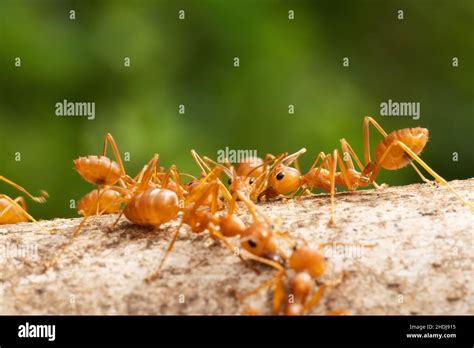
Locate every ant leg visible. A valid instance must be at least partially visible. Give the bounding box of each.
[207,226,260,274]
[303,272,347,314]
[95,190,128,216]
[210,181,220,214]
[43,215,90,271]
[292,187,312,200]
[236,191,270,225]
[168,166,187,200]
[102,133,127,179]
[0,195,52,234]
[108,211,125,230]
[95,186,102,215]
[282,148,307,166]
[363,116,389,164]
[243,251,285,272]
[191,149,211,176]
[327,150,338,225]
[252,168,270,201]
[227,192,239,216]
[272,273,286,315]
[0,196,22,220]
[15,196,27,209]
[340,138,383,189]
[295,152,330,200]
[0,176,48,203]
[339,139,383,188]
[144,221,184,282]
[335,152,355,192]
[370,141,473,209]
[409,161,433,184]
[136,154,160,192]
[187,181,219,213]
[264,153,277,162]
[208,226,237,254]
[294,158,301,173]
[184,166,223,205]
[217,180,233,206]
[308,152,327,172]
[362,117,420,187]
[80,194,126,217]
[274,230,296,248]
[237,270,284,300]
[203,156,235,184]
[237,276,276,302]
[302,285,327,314]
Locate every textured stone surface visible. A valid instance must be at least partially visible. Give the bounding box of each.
[0,179,472,315]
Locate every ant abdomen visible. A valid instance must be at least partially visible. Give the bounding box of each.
[73,155,122,185]
[375,128,429,170]
[0,197,28,224]
[77,188,122,216]
[123,188,179,227]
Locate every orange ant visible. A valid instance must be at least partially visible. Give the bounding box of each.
[0,176,48,228]
[73,133,139,215]
[73,133,132,187]
[240,244,346,315]
[144,164,293,282]
[200,151,297,202]
[73,132,187,218]
[45,151,183,270]
[77,188,124,217]
[259,117,473,224]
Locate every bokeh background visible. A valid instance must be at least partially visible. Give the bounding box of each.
[0,0,472,219]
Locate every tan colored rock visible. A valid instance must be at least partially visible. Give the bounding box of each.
[0,179,472,315]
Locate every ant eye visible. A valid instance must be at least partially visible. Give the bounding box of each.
[228,179,232,185]
[276,172,285,180]
[249,178,255,184]
[248,239,257,248]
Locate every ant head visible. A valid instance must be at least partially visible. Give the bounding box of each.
[227,165,258,196]
[289,246,325,278]
[219,215,246,237]
[268,165,301,195]
[184,178,199,190]
[240,222,277,257]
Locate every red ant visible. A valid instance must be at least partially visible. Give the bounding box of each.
[258,117,473,224]
[240,244,346,315]
[0,176,48,230]
[45,131,185,270]
[144,162,294,282]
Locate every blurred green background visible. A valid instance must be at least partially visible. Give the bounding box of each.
[0,0,472,220]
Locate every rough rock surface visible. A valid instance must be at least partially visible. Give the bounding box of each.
[0,179,472,315]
